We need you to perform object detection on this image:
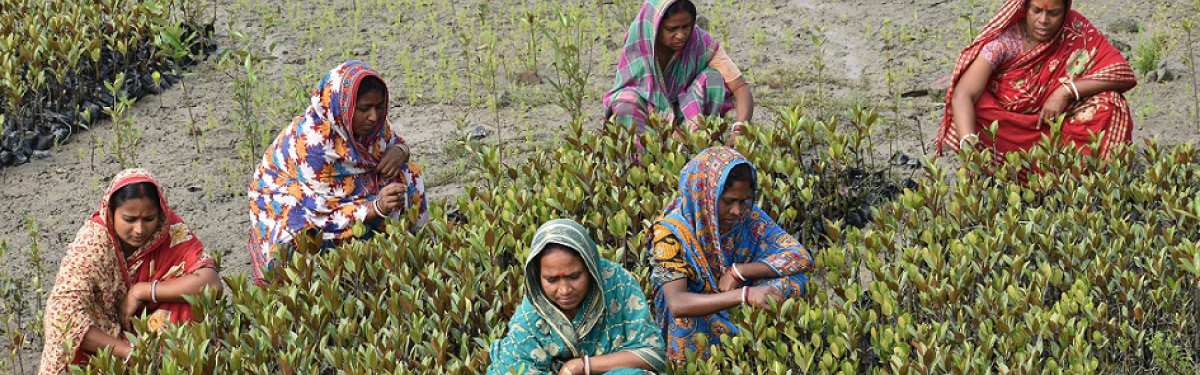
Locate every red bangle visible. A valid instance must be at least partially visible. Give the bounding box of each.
[730,263,746,282]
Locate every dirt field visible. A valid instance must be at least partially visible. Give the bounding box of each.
[1,0,1196,371]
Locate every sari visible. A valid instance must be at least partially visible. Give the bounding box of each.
[603,0,735,133]
[935,0,1137,159]
[40,169,214,375]
[248,61,429,282]
[487,219,667,374]
[647,147,812,361]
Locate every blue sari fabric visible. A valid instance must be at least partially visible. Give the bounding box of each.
[647,147,812,361]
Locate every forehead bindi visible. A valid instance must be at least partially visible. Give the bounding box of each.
[1029,0,1064,11]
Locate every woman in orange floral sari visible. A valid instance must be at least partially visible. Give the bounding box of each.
[39,169,222,374]
[936,0,1137,158]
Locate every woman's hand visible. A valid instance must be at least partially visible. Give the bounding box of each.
[558,358,585,375]
[119,282,150,331]
[1039,87,1073,127]
[376,144,410,179]
[375,183,406,217]
[725,122,747,148]
[718,266,744,292]
[746,286,784,310]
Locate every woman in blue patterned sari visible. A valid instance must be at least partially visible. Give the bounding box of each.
[488,219,667,374]
[647,147,813,361]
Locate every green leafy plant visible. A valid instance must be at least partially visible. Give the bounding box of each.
[102,73,142,168]
[540,7,599,126]
[1133,32,1171,76]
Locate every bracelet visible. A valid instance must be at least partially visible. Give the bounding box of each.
[150,280,158,303]
[741,286,749,305]
[731,121,747,134]
[730,263,746,283]
[372,198,388,217]
[959,133,979,149]
[124,344,135,364]
[1062,81,1080,101]
[583,355,591,375]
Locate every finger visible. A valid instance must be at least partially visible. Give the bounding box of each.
[377,158,391,172]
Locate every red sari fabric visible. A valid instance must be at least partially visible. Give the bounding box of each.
[936,0,1136,159]
[40,169,213,374]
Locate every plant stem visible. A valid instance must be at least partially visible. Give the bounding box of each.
[1185,24,1199,132]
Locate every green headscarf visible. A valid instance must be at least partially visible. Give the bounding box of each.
[488,219,667,374]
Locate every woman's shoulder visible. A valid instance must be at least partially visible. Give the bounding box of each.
[59,220,118,271]
[649,219,681,242]
[68,220,112,253]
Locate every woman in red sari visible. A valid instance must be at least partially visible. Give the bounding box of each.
[39,169,222,374]
[936,0,1137,158]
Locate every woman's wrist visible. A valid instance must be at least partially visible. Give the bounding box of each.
[123,342,135,363]
[1056,83,1077,102]
[132,282,151,302]
[371,197,389,217]
[959,133,979,149]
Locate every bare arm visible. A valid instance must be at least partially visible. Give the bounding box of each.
[735,261,779,279]
[132,267,223,303]
[1073,79,1136,98]
[730,77,753,123]
[660,279,742,318]
[951,57,995,139]
[80,326,132,358]
[1039,78,1138,126]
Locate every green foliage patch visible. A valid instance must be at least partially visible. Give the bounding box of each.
[74,113,1200,374]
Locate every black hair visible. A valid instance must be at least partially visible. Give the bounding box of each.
[724,163,755,192]
[663,0,697,22]
[538,243,582,263]
[532,243,592,280]
[357,75,386,98]
[109,182,162,215]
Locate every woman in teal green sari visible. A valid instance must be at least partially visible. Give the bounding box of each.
[487,219,667,374]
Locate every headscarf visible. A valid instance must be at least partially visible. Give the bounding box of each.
[487,219,666,374]
[40,169,212,374]
[654,147,810,287]
[603,0,721,125]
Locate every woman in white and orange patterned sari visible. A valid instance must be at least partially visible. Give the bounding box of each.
[39,169,222,374]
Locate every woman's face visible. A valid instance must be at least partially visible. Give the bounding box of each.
[112,197,161,251]
[656,11,694,55]
[352,89,386,139]
[538,246,591,316]
[1025,0,1067,44]
[717,180,752,233]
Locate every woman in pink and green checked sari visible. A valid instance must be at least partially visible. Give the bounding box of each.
[603,0,754,145]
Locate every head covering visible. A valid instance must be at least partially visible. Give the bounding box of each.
[487,219,666,374]
[41,169,212,374]
[93,169,212,289]
[524,219,607,348]
[603,0,720,125]
[648,147,811,360]
[935,0,1135,157]
[249,61,428,282]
